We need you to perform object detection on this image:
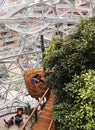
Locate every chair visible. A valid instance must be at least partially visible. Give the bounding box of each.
[3,117,14,128]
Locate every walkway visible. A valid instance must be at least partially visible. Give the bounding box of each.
[32,90,54,130]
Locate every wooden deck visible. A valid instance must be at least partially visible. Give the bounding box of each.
[32,90,54,130]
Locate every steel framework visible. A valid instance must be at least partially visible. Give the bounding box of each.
[0,0,95,116]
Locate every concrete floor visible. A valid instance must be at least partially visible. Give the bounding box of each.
[0,114,28,130]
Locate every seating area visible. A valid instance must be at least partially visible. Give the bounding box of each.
[24,68,46,99]
[3,108,24,129]
[0,114,21,130]
[3,117,14,128]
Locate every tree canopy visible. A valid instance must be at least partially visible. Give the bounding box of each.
[43,16,95,130]
[44,17,95,88]
[53,70,95,130]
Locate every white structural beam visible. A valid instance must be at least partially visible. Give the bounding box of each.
[0,0,60,19]
[6,23,49,34]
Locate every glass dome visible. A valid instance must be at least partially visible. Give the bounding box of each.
[0,0,94,116]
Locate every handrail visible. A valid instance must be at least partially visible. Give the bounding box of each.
[20,88,50,130]
[48,120,55,130]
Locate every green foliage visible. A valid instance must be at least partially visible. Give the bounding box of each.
[44,16,95,88]
[43,16,95,130]
[0,64,9,79]
[53,70,95,130]
[44,37,64,68]
[24,103,33,115]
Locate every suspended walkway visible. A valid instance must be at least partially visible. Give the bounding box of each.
[20,88,55,130]
[32,89,55,130]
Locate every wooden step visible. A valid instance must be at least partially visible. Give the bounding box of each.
[32,91,54,130]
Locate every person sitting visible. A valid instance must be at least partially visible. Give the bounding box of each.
[15,108,23,127]
[30,73,44,86]
[15,114,23,127]
[30,77,35,83]
[34,74,42,83]
[4,116,14,128]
